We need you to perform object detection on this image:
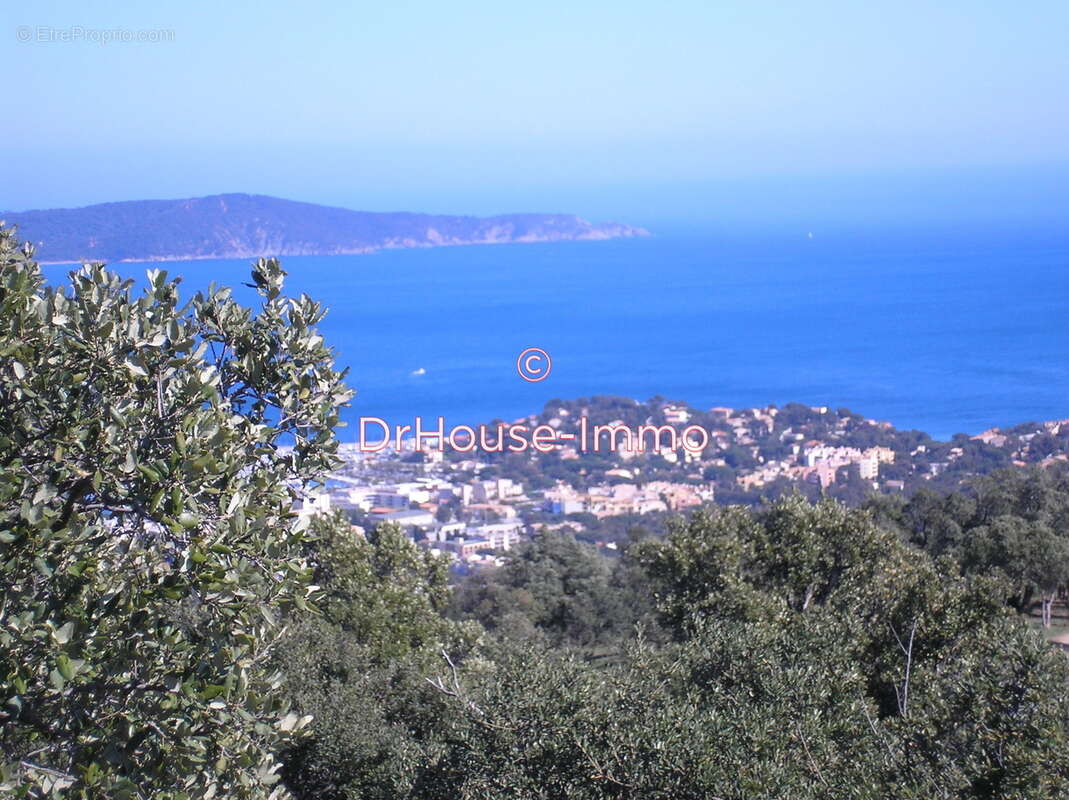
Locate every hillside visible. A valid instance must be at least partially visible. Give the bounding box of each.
[2,193,650,263]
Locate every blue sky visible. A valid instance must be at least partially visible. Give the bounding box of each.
[4,0,1068,227]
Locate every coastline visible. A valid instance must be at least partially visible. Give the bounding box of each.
[34,226,651,265]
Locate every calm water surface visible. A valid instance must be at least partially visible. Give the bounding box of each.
[46,225,1069,440]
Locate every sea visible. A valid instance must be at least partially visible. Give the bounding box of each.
[43,224,1069,441]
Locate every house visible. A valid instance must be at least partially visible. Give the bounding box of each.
[972,429,1008,448]
[441,538,491,558]
[469,521,524,550]
[813,463,839,488]
[426,521,467,543]
[296,490,331,518]
[662,404,691,424]
[369,509,435,528]
[544,486,585,515]
[858,452,879,480]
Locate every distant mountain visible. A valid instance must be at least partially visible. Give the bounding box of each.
[1,193,650,264]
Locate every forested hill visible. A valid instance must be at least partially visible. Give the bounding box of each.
[2,193,650,263]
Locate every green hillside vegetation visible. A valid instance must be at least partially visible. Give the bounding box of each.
[3,194,648,264]
[2,226,1068,799]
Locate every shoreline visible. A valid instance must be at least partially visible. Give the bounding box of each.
[34,227,651,265]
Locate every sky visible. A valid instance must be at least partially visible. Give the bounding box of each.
[4,0,1069,228]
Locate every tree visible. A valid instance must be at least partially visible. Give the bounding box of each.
[428,498,1069,798]
[0,228,351,798]
[450,529,636,650]
[959,516,1069,620]
[632,506,763,631]
[277,517,478,800]
[902,469,1069,621]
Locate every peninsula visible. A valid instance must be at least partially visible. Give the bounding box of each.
[2,193,650,264]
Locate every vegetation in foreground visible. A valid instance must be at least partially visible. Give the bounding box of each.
[2,227,1068,799]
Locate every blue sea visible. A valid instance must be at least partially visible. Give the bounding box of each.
[45,225,1069,441]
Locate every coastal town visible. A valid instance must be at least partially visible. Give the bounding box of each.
[298,396,1069,568]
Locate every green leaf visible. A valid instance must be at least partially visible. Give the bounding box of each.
[53,621,75,644]
[137,464,161,482]
[56,654,75,680]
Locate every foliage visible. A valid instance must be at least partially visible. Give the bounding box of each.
[5,222,1069,798]
[874,468,1069,620]
[277,516,479,800]
[449,529,645,650]
[0,228,350,798]
[425,497,1069,798]
[7,194,628,264]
